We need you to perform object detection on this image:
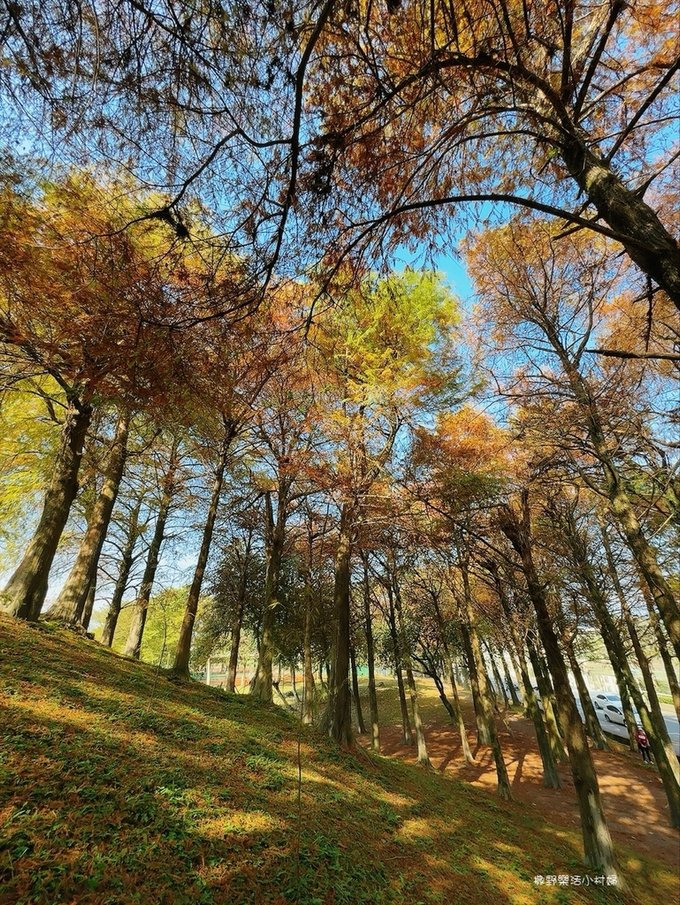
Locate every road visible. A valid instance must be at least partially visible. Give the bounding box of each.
[576,700,680,755]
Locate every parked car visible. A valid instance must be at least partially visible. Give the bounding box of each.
[591,692,620,711]
[601,701,640,727]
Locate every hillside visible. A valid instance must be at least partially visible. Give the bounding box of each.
[0,615,676,905]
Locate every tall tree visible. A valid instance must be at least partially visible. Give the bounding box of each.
[47,409,131,623]
[470,220,680,657]
[498,492,618,876]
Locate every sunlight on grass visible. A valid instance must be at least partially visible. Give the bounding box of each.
[1,618,676,905]
[199,810,281,838]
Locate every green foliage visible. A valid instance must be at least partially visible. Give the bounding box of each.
[322,270,462,412]
[0,381,62,565]
[95,586,190,667]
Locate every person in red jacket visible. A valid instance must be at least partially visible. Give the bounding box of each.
[635,726,652,764]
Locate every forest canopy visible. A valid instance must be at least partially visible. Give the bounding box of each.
[0,1,678,898]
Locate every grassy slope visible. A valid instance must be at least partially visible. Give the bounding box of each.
[0,616,676,905]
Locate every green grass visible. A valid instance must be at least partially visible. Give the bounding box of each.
[0,615,676,905]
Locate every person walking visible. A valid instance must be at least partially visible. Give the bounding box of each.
[634,725,652,764]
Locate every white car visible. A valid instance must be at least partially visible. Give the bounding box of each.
[601,701,640,727]
[591,692,620,711]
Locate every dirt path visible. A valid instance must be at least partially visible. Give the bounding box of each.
[362,689,680,871]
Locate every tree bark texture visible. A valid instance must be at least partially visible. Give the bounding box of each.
[2,395,92,620]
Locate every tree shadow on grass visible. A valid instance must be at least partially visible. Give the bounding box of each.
[0,621,675,905]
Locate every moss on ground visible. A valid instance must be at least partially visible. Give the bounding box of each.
[0,615,676,904]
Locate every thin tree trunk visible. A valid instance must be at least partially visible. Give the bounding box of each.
[173,433,231,676]
[489,564,560,787]
[100,499,142,647]
[328,502,353,746]
[390,564,430,767]
[562,509,680,826]
[499,497,618,876]
[431,668,457,722]
[302,575,316,725]
[459,561,511,798]
[350,644,366,734]
[361,555,380,750]
[500,646,521,706]
[460,619,488,745]
[123,440,178,659]
[507,646,525,705]
[597,600,680,826]
[604,525,680,725]
[252,487,287,703]
[291,663,299,700]
[485,641,509,708]
[2,394,92,620]
[609,485,680,661]
[48,409,130,623]
[431,589,474,763]
[527,635,567,763]
[226,532,253,694]
[557,352,680,658]
[619,679,640,753]
[519,641,562,788]
[643,590,680,724]
[387,586,412,745]
[566,643,608,751]
[81,575,96,631]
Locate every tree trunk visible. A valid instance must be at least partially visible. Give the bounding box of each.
[350,644,366,734]
[252,487,287,703]
[173,435,231,677]
[361,555,380,750]
[431,589,474,763]
[226,532,253,694]
[500,647,521,706]
[48,409,130,623]
[643,586,680,724]
[618,679,639,753]
[485,641,509,708]
[328,502,353,746]
[80,575,96,631]
[499,497,618,876]
[603,525,680,725]
[291,662,299,700]
[562,509,680,826]
[597,600,680,826]
[557,353,680,659]
[507,647,525,705]
[527,635,567,763]
[2,394,92,620]
[430,668,457,722]
[387,585,412,745]
[561,135,680,309]
[302,573,316,725]
[519,641,562,788]
[566,644,608,751]
[489,565,560,788]
[123,441,178,659]
[390,564,430,767]
[100,499,142,647]
[608,485,680,661]
[460,619,488,745]
[459,559,511,798]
